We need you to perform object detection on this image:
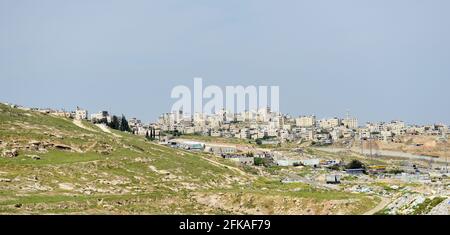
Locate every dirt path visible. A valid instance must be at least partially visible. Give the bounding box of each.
[364,196,391,215]
[85,141,98,152]
[73,120,98,132]
[200,155,251,177]
[95,124,122,138]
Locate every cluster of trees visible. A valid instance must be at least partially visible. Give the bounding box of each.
[253,156,272,167]
[92,118,108,125]
[145,128,159,141]
[107,115,130,132]
[346,160,366,170]
[163,130,182,137]
[255,136,277,145]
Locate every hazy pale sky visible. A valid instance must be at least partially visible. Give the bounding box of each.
[1,0,449,124]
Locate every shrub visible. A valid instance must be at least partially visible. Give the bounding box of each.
[346,160,365,169]
[254,157,264,166]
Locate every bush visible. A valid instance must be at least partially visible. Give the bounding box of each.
[243,165,259,175]
[328,165,341,171]
[254,157,264,166]
[387,169,404,175]
[254,157,273,167]
[346,160,365,169]
[413,197,446,215]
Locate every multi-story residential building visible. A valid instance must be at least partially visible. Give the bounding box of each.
[75,107,88,120]
[128,118,142,128]
[51,110,73,119]
[211,130,222,137]
[319,118,340,129]
[91,111,111,123]
[295,115,316,127]
[380,130,394,141]
[342,117,358,129]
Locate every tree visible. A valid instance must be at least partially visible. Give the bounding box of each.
[254,157,264,166]
[146,130,155,141]
[120,115,130,132]
[146,128,156,141]
[346,160,365,169]
[108,115,120,130]
[151,128,156,139]
[172,130,181,137]
[328,165,341,171]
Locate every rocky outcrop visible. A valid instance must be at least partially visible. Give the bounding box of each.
[428,198,449,215]
[26,154,41,160]
[22,140,82,153]
[53,144,73,151]
[2,149,18,158]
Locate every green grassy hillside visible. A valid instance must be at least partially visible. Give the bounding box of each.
[0,103,378,214]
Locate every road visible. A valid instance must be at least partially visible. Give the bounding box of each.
[175,138,271,153]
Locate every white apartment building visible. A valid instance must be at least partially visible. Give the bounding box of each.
[75,107,88,120]
[342,117,358,129]
[319,118,340,129]
[295,115,316,127]
[244,111,257,122]
[91,111,110,123]
[380,130,394,141]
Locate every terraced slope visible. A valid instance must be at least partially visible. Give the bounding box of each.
[0,104,378,214]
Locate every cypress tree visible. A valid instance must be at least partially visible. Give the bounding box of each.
[109,115,120,130]
[120,115,130,132]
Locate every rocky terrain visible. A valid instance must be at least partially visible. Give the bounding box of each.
[0,104,378,215]
[357,135,450,160]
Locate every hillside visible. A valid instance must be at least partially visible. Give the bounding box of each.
[371,136,449,159]
[0,103,378,214]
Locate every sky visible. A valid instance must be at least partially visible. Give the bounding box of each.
[1,0,449,124]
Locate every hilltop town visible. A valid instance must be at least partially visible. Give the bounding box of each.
[0,101,449,215]
[157,108,448,147]
[13,101,447,148]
